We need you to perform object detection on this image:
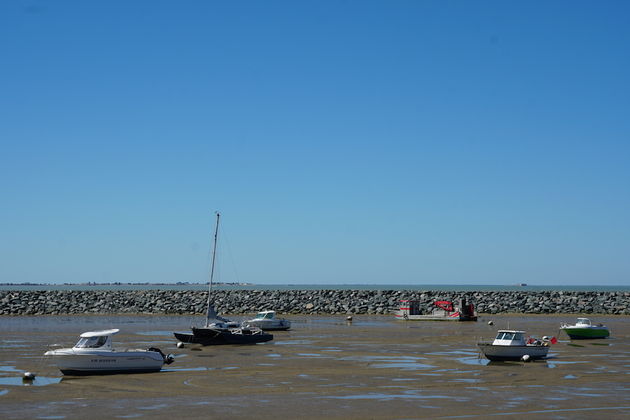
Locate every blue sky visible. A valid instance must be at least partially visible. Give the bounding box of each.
[1,1,629,285]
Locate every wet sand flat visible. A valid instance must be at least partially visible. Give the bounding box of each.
[1,314,629,419]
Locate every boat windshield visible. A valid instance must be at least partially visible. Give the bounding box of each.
[496,332,523,341]
[75,336,108,348]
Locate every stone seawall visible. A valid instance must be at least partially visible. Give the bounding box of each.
[1,290,628,316]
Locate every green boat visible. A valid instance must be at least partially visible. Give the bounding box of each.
[560,318,610,339]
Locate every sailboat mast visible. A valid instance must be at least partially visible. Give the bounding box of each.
[209,212,220,292]
[205,212,220,327]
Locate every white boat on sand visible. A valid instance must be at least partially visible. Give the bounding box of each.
[560,318,610,339]
[244,310,291,331]
[45,329,174,375]
[478,330,554,361]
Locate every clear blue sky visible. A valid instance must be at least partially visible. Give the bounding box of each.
[1,1,629,285]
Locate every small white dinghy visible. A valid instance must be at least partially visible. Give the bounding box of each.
[45,329,174,375]
[244,310,291,331]
[478,330,554,361]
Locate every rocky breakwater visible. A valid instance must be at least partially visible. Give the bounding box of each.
[1,289,629,316]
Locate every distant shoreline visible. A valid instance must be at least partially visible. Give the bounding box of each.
[1,281,628,286]
[0,282,252,286]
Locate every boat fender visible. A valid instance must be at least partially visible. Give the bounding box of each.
[23,372,36,381]
[165,354,175,364]
[521,355,531,362]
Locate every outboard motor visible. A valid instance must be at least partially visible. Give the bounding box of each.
[148,347,175,364]
[459,297,476,320]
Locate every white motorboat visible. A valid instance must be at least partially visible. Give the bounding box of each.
[45,329,174,375]
[244,310,291,331]
[477,330,553,361]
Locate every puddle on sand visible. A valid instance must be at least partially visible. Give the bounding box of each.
[0,389,8,396]
[116,414,143,419]
[163,367,211,372]
[450,378,480,383]
[564,374,578,379]
[273,340,313,345]
[0,365,23,373]
[0,340,28,349]
[456,356,489,366]
[0,376,61,386]
[340,355,434,370]
[426,350,478,356]
[37,416,66,420]
[324,392,457,401]
[136,331,174,336]
[138,404,168,410]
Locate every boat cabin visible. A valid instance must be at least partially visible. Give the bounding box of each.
[73,329,119,350]
[492,330,527,346]
[575,318,592,326]
[254,311,277,320]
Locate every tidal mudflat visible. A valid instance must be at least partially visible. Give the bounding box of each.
[1,314,629,419]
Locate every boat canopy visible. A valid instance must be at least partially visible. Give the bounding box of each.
[576,318,591,326]
[79,329,120,338]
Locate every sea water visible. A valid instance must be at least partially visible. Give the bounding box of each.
[1,283,629,292]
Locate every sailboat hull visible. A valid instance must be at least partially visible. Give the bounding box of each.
[174,328,273,345]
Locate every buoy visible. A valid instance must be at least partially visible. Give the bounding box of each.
[23,372,36,380]
[176,342,185,348]
[346,316,353,322]
[487,321,494,326]
[521,354,531,362]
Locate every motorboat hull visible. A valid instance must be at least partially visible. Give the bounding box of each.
[45,350,166,375]
[174,328,273,345]
[477,343,549,361]
[561,327,609,339]
[245,320,291,331]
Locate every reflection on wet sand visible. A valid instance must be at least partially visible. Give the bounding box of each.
[0,313,629,419]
